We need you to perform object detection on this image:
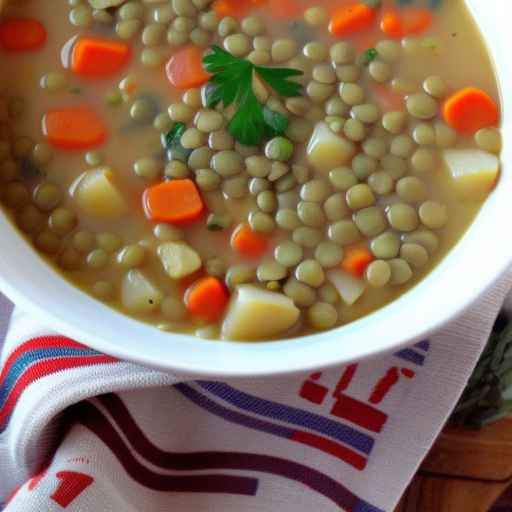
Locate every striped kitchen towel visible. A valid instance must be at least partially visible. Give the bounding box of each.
[1,271,511,512]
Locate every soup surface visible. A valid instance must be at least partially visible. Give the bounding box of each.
[0,0,502,340]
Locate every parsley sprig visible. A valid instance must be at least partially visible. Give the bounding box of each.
[202,45,303,146]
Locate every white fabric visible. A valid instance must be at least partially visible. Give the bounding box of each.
[0,271,511,512]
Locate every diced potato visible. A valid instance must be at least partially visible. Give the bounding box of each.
[307,122,356,172]
[121,270,163,313]
[71,167,127,219]
[158,241,201,279]
[222,285,300,340]
[443,149,500,199]
[327,270,366,306]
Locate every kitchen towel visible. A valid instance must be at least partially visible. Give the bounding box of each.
[0,272,511,512]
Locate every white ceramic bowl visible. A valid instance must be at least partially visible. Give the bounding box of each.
[0,0,511,378]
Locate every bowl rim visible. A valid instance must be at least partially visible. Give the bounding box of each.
[0,0,511,378]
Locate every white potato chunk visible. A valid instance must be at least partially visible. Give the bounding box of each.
[307,122,356,172]
[121,270,163,313]
[71,167,127,219]
[222,285,300,340]
[158,242,201,279]
[327,270,366,306]
[443,149,499,199]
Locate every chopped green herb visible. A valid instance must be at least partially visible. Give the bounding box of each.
[69,86,82,95]
[163,122,191,163]
[357,48,379,67]
[207,213,232,231]
[202,45,303,145]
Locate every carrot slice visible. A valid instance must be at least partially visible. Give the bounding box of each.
[341,246,374,277]
[269,0,303,19]
[143,179,205,224]
[380,8,402,38]
[166,46,211,90]
[185,276,230,322]
[213,0,266,19]
[401,7,433,35]
[71,37,131,78]
[330,3,376,37]
[231,223,269,258]
[381,7,432,38]
[443,87,499,135]
[0,18,46,52]
[43,107,107,150]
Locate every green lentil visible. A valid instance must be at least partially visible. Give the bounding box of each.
[328,220,361,245]
[387,203,419,232]
[371,231,400,259]
[70,5,93,26]
[423,75,447,98]
[275,240,303,267]
[212,150,243,176]
[330,42,355,64]
[277,190,300,209]
[434,121,457,148]
[382,111,406,134]
[406,93,438,119]
[218,16,238,37]
[297,201,325,227]
[41,72,67,93]
[324,193,348,222]
[257,261,287,281]
[58,248,81,271]
[283,277,316,307]
[134,158,161,180]
[196,169,221,191]
[389,258,413,285]
[296,259,325,287]
[292,226,323,248]
[475,128,502,154]
[303,41,328,61]
[292,164,309,184]
[346,184,375,210]
[390,134,415,158]
[35,230,61,254]
[343,118,366,142]
[400,242,429,269]
[249,177,270,195]
[224,33,251,57]
[153,223,183,241]
[318,282,339,304]
[142,23,166,46]
[412,123,435,145]
[222,176,248,198]
[375,39,401,62]
[402,229,439,255]
[418,201,448,229]
[272,38,297,63]
[97,233,122,253]
[249,211,275,233]
[32,143,53,166]
[368,172,393,195]
[276,208,301,230]
[257,190,277,213]
[411,148,436,174]
[87,248,109,269]
[189,147,213,170]
[329,167,357,191]
[340,83,365,106]
[116,19,142,39]
[265,137,294,162]
[33,183,61,211]
[308,302,338,330]
[381,154,407,179]
[49,208,76,236]
[315,242,343,268]
[300,179,330,202]
[366,260,391,287]
[225,264,255,290]
[117,244,145,269]
[335,64,361,83]
[73,231,95,253]
[368,60,392,83]
[354,206,387,237]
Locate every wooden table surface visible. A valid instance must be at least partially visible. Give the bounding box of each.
[395,418,512,512]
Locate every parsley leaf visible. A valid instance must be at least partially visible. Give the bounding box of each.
[203,46,303,146]
[163,122,191,163]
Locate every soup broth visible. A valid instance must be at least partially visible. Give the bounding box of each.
[0,0,502,340]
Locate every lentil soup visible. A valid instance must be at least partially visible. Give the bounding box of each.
[0,0,501,340]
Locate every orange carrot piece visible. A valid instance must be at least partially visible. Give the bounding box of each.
[185,276,230,322]
[443,87,499,135]
[341,246,374,277]
[213,0,266,19]
[381,7,432,38]
[178,268,206,293]
[143,179,205,224]
[0,18,46,52]
[43,107,107,150]
[71,37,131,79]
[231,223,270,258]
[166,46,211,91]
[401,7,433,35]
[269,0,303,19]
[330,3,376,37]
[380,8,402,38]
